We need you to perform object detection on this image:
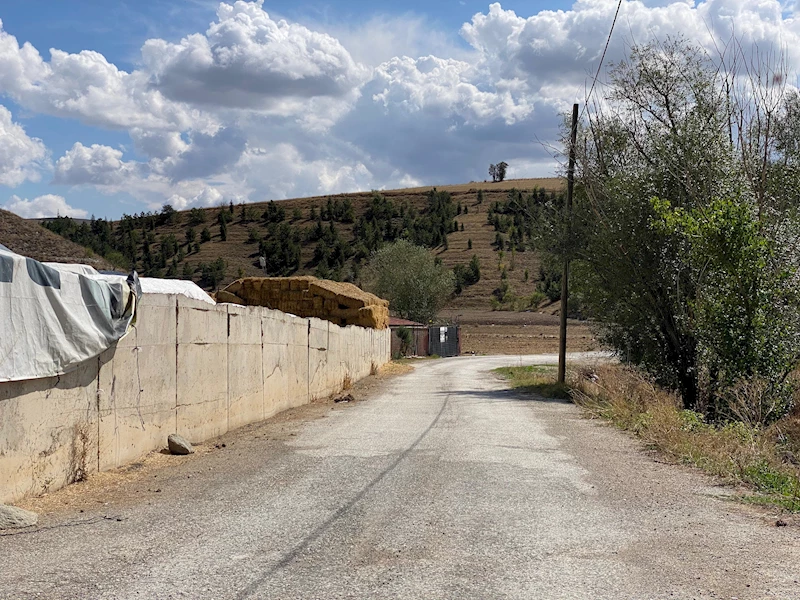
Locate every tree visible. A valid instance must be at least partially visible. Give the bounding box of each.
[363,240,454,323]
[219,221,227,242]
[188,208,206,226]
[550,37,800,421]
[489,162,508,183]
[201,257,227,290]
[160,204,180,226]
[496,161,508,182]
[200,227,211,243]
[181,262,194,280]
[185,227,196,245]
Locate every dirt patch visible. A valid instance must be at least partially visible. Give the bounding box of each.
[440,308,599,355]
[0,209,112,269]
[18,361,414,516]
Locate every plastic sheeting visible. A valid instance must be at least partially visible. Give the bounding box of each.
[41,264,215,305]
[0,247,140,382]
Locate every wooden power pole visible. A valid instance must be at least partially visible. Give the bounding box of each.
[558,103,579,384]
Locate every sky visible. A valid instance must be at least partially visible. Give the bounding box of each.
[0,0,797,219]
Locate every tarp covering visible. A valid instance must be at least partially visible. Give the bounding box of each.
[41,264,215,305]
[0,246,141,382]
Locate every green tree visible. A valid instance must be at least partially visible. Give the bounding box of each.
[201,257,227,290]
[363,240,454,323]
[181,262,194,280]
[548,37,800,420]
[188,208,206,226]
[496,161,508,182]
[200,227,211,243]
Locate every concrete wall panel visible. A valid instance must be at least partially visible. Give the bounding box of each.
[227,305,264,430]
[0,358,100,504]
[0,293,391,504]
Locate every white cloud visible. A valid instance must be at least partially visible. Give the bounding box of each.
[142,0,369,110]
[0,105,47,186]
[371,55,534,125]
[129,128,188,160]
[53,142,139,186]
[324,14,473,67]
[0,19,215,132]
[167,187,224,211]
[4,194,88,218]
[5,1,800,216]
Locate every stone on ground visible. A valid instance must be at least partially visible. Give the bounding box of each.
[0,505,38,530]
[167,434,194,455]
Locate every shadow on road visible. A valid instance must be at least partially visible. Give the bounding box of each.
[437,388,573,405]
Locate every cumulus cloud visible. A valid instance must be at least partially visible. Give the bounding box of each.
[53,143,139,186]
[372,55,534,125]
[0,105,48,186]
[129,128,188,160]
[0,19,215,132]
[167,187,224,211]
[4,194,88,218]
[154,127,248,181]
[6,0,800,214]
[142,0,369,109]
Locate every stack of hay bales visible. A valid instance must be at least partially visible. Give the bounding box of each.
[216,276,389,329]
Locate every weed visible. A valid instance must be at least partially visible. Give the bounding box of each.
[495,365,571,400]
[570,364,800,511]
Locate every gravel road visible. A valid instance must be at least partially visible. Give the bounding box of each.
[1,354,798,599]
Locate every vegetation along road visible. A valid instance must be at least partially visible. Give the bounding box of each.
[2,355,798,599]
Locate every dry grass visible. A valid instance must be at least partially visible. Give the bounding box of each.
[0,209,112,270]
[497,362,800,510]
[570,364,800,511]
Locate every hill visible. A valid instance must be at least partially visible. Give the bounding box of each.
[0,209,112,270]
[34,178,600,354]
[40,178,563,311]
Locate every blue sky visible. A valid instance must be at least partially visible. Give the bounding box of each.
[0,0,797,219]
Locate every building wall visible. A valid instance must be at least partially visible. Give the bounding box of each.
[0,294,391,504]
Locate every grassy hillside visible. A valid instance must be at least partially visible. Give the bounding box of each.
[41,178,565,313]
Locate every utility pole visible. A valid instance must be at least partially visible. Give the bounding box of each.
[558,103,579,384]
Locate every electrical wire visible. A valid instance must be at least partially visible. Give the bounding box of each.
[581,0,624,119]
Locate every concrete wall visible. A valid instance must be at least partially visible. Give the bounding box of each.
[0,295,390,504]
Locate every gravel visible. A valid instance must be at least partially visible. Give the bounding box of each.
[1,354,797,599]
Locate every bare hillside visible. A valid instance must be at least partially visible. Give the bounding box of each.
[0,209,112,270]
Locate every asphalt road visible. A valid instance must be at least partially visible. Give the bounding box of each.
[2,355,798,599]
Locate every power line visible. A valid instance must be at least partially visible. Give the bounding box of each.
[581,0,624,118]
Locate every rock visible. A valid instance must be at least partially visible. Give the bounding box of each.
[167,434,194,455]
[334,394,354,404]
[776,519,788,527]
[0,505,38,530]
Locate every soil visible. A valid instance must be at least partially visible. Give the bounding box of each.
[440,308,600,355]
[17,361,415,517]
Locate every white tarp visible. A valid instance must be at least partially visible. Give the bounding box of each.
[44,263,215,305]
[0,246,140,382]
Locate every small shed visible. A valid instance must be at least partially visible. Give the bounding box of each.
[390,317,429,357]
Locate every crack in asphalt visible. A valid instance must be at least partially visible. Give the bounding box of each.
[234,392,451,599]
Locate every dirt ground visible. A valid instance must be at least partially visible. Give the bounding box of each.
[17,361,415,518]
[440,308,599,355]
